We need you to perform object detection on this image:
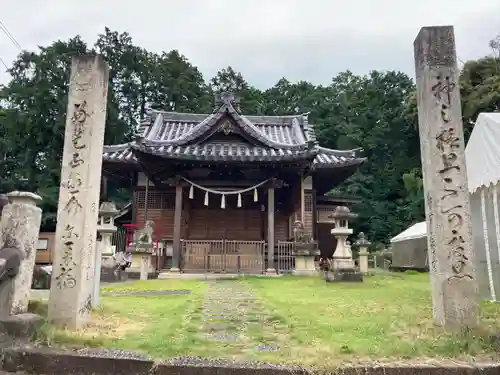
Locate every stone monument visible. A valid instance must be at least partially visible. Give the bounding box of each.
[0,192,44,337]
[414,26,479,329]
[126,220,155,280]
[292,220,319,276]
[325,206,363,282]
[48,55,109,329]
[355,232,371,275]
[93,201,119,306]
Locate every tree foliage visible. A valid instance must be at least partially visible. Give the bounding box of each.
[0,28,498,244]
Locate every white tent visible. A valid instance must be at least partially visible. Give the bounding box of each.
[390,222,426,243]
[465,112,500,302]
[390,222,428,270]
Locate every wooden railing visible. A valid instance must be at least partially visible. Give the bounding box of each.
[277,241,295,272]
[181,239,265,274]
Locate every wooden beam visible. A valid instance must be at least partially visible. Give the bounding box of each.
[266,186,276,274]
[171,183,183,272]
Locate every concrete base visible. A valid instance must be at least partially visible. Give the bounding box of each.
[169,267,181,273]
[2,346,499,375]
[0,313,44,338]
[265,268,277,276]
[125,271,157,280]
[332,257,355,270]
[324,270,364,283]
[157,272,282,280]
[293,256,317,276]
[293,269,318,276]
[100,268,129,283]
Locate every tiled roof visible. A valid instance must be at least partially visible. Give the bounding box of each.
[103,93,365,168]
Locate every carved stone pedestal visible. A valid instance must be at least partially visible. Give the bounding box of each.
[127,247,154,281]
[293,246,319,276]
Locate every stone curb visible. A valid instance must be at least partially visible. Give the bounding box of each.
[1,347,500,375]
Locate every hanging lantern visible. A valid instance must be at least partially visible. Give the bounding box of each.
[189,184,194,199]
[204,191,209,206]
[237,193,242,208]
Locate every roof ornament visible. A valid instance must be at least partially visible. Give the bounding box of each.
[215,91,241,112]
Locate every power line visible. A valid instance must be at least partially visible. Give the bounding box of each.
[0,19,22,73]
[0,57,8,70]
[0,20,21,50]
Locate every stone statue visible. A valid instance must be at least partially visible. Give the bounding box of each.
[132,220,155,246]
[0,247,24,283]
[291,220,318,260]
[292,220,306,242]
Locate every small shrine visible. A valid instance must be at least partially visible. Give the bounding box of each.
[101,92,366,274]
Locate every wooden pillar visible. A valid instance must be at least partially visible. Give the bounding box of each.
[300,175,305,222]
[171,183,183,272]
[144,175,150,223]
[312,188,318,240]
[267,184,276,274]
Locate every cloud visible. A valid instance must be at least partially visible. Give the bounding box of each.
[0,0,498,88]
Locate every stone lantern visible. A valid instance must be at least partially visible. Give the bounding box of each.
[98,201,119,260]
[355,232,371,274]
[326,206,363,282]
[93,201,119,306]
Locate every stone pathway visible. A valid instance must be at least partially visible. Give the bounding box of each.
[199,280,280,351]
[104,290,191,297]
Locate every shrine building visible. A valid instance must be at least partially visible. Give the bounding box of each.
[102,92,365,274]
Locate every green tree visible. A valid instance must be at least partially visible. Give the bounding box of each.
[317,70,422,244]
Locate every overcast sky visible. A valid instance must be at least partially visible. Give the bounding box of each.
[1,0,499,89]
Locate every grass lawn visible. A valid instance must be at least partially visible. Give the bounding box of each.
[31,272,500,367]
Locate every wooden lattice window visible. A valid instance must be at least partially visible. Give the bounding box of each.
[304,192,313,213]
[304,191,313,234]
[135,189,176,209]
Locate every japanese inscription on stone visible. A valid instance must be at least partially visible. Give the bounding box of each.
[55,224,77,288]
[57,81,91,287]
[432,71,471,281]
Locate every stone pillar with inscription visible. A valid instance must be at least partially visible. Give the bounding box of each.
[414,26,479,329]
[48,55,109,329]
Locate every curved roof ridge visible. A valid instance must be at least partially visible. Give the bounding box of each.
[103,143,132,152]
[228,104,306,150]
[135,102,308,150]
[138,111,218,145]
[316,145,363,156]
[146,112,165,140]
